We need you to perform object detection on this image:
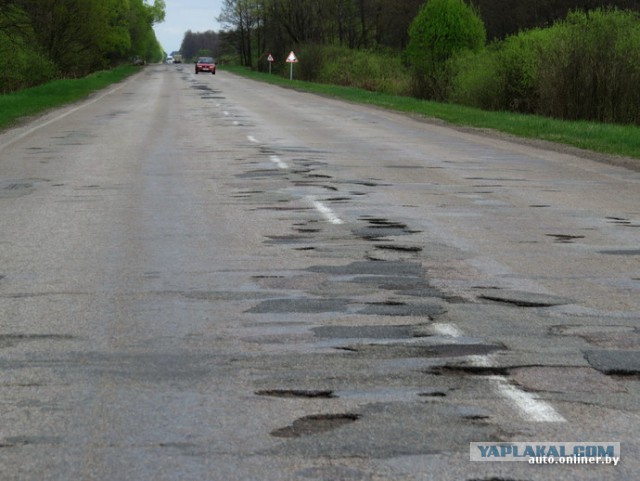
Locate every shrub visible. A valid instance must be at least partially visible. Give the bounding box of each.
[493,29,549,113]
[0,34,58,93]
[537,8,640,124]
[449,47,500,110]
[294,45,411,96]
[406,0,486,100]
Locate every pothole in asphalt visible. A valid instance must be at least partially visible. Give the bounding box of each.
[550,324,639,349]
[384,165,425,169]
[374,244,423,253]
[0,436,62,447]
[511,366,627,393]
[292,181,338,191]
[265,235,313,245]
[546,234,585,243]
[599,249,640,256]
[467,478,526,481]
[342,343,504,359]
[0,334,76,349]
[270,413,360,438]
[312,324,422,340]
[307,260,424,278]
[246,298,351,314]
[353,222,421,240]
[429,365,510,376]
[357,302,445,317]
[0,180,36,198]
[236,170,287,179]
[306,173,333,179]
[192,84,214,91]
[255,389,336,399]
[342,180,388,187]
[606,216,630,224]
[477,290,572,307]
[418,390,447,398]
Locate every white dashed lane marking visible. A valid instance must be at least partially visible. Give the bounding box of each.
[307,196,344,225]
[270,155,288,169]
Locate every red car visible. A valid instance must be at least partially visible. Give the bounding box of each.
[195,57,216,75]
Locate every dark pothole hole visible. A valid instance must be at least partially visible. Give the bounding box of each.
[256,389,336,399]
[270,413,361,438]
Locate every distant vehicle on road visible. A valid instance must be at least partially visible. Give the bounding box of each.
[195,57,216,75]
[173,54,183,64]
[166,56,174,64]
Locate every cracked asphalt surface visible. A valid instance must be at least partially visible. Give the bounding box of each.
[0,65,639,480]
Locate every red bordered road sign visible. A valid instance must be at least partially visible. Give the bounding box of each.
[286,51,298,63]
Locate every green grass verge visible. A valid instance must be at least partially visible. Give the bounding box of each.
[223,65,640,161]
[0,66,140,130]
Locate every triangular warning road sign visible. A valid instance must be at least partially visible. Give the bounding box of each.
[286,51,298,63]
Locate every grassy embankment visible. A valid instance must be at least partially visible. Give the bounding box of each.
[0,66,140,130]
[222,64,640,163]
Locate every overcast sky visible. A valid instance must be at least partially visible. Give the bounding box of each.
[154,0,223,54]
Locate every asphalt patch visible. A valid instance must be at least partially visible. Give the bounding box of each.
[307,261,424,278]
[477,290,572,307]
[246,298,352,314]
[312,325,419,339]
[343,342,504,359]
[584,349,640,375]
[599,249,640,256]
[357,302,444,317]
[271,413,360,438]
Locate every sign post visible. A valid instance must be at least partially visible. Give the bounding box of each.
[286,51,298,80]
[267,53,274,74]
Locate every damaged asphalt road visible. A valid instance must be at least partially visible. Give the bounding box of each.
[0,65,639,480]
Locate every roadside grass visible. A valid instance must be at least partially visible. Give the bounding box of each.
[0,66,140,130]
[223,65,640,161]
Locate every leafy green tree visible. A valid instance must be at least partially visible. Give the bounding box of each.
[407,0,486,99]
[128,0,165,62]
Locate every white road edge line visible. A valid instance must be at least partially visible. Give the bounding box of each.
[307,196,343,225]
[270,155,288,169]
[0,76,134,151]
[431,323,566,423]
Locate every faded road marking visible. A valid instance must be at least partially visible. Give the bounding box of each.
[436,323,566,423]
[307,196,343,225]
[270,155,288,169]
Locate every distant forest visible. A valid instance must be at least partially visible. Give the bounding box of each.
[209,0,640,69]
[472,0,640,39]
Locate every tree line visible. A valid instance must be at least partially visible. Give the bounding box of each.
[213,0,640,68]
[210,0,640,124]
[0,0,166,93]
